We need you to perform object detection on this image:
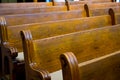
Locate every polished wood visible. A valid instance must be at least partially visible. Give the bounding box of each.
[0,5,68,15]
[2,10,86,26]
[0,13,113,80]
[0,3,86,15]
[110,8,120,24]
[61,50,120,80]
[0,2,53,8]
[21,24,120,80]
[85,2,120,16]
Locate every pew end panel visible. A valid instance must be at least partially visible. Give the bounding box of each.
[61,51,120,80]
[20,30,53,80]
[60,52,80,80]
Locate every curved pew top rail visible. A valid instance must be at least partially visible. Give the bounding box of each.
[20,24,120,80]
[84,2,120,16]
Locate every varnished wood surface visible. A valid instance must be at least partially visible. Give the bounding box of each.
[30,25,120,72]
[21,24,120,80]
[2,10,86,26]
[6,15,112,52]
[85,2,120,16]
[61,50,120,80]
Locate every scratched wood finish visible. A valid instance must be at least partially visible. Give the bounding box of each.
[21,24,120,80]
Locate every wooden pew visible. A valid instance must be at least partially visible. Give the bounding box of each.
[1,10,86,26]
[84,2,120,16]
[20,24,120,80]
[61,50,120,80]
[0,14,114,80]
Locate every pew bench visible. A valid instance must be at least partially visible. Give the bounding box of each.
[61,50,120,80]
[20,24,120,80]
[0,14,114,80]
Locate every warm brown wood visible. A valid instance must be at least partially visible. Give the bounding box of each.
[2,10,86,26]
[0,2,53,8]
[0,14,113,80]
[21,24,120,80]
[61,50,120,80]
[0,3,87,16]
[84,2,120,16]
[0,6,68,15]
[109,8,120,24]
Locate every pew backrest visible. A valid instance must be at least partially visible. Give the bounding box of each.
[0,3,86,15]
[0,6,67,15]
[0,2,53,8]
[0,14,113,53]
[21,24,120,75]
[2,10,86,26]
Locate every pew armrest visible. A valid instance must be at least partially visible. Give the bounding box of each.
[29,63,51,80]
[2,42,18,59]
[60,52,80,80]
